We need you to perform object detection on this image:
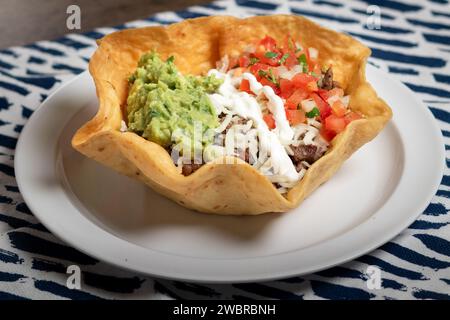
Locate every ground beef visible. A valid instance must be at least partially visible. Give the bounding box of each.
[289,144,325,171]
[320,67,334,90]
[182,163,203,176]
[320,67,342,90]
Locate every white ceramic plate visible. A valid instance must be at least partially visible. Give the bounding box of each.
[15,65,444,283]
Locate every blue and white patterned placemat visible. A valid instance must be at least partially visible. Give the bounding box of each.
[0,0,449,300]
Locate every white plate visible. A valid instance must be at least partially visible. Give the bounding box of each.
[15,65,444,283]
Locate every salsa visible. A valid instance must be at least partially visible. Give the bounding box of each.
[228,35,362,141]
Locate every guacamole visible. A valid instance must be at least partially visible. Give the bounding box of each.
[126,52,222,151]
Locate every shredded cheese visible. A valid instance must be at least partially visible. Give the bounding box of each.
[200,69,329,192]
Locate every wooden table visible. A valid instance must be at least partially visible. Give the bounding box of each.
[0,0,212,49]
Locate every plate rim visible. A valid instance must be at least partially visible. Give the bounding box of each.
[14,66,445,283]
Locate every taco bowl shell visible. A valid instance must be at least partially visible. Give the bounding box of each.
[72,15,392,215]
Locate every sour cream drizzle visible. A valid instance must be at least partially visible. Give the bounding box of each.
[242,73,294,142]
[207,69,300,183]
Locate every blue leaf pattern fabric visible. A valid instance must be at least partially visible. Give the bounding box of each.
[0,0,449,299]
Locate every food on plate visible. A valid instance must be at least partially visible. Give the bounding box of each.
[125,39,361,193]
[72,15,392,215]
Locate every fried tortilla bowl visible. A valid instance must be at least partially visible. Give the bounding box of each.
[72,15,392,215]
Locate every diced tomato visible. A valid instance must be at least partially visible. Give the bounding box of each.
[331,100,346,117]
[344,111,362,125]
[250,63,270,78]
[239,56,250,68]
[263,114,276,129]
[284,53,298,69]
[286,109,306,125]
[317,89,330,102]
[291,73,317,89]
[320,126,336,141]
[306,81,318,92]
[259,77,279,94]
[252,36,282,66]
[324,114,346,134]
[279,79,295,98]
[253,45,265,58]
[311,93,332,120]
[280,46,297,63]
[265,56,282,67]
[239,79,253,94]
[285,89,309,110]
[254,51,281,66]
[260,36,277,51]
